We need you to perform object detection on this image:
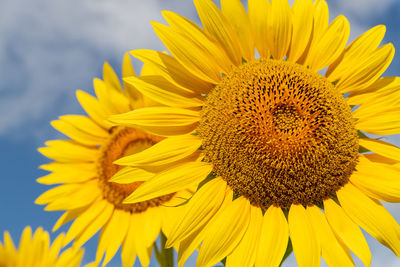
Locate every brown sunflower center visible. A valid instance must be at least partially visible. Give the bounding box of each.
[199,59,359,209]
[97,127,174,213]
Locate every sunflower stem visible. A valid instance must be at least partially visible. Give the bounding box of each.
[156,232,174,267]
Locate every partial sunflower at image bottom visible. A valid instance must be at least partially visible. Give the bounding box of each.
[0,226,93,267]
[35,53,197,267]
[109,0,400,266]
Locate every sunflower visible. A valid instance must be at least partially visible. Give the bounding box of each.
[36,53,194,267]
[109,0,400,266]
[0,226,85,267]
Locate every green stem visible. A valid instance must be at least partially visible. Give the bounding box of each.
[155,232,174,267]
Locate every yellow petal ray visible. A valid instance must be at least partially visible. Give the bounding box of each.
[226,206,263,267]
[115,135,202,167]
[327,25,386,81]
[35,183,82,205]
[44,180,100,211]
[307,206,354,266]
[162,11,234,74]
[124,75,203,108]
[103,61,123,94]
[197,197,251,267]
[55,247,84,267]
[287,0,314,62]
[109,106,200,137]
[289,204,321,267]
[355,110,400,135]
[166,178,227,247]
[121,215,137,267]
[38,162,96,185]
[324,198,371,267]
[109,167,154,184]
[130,49,212,95]
[76,90,111,128]
[177,224,207,267]
[3,232,17,261]
[39,140,98,162]
[93,78,130,115]
[51,120,105,146]
[337,183,400,257]
[359,139,400,162]
[248,0,269,58]
[194,0,242,66]
[63,200,109,246]
[130,213,153,267]
[255,205,289,267]
[122,53,143,107]
[123,162,212,204]
[17,226,33,267]
[306,15,350,71]
[298,0,328,65]
[139,208,162,248]
[347,77,400,105]
[52,207,87,232]
[221,0,255,61]
[266,0,292,60]
[96,209,130,267]
[46,233,65,265]
[336,43,395,94]
[59,115,108,136]
[351,171,400,203]
[151,21,221,83]
[73,202,114,248]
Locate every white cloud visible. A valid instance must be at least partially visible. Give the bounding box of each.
[0,0,196,139]
[332,0,397,19]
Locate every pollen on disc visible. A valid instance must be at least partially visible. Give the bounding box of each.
[198,59,359,209]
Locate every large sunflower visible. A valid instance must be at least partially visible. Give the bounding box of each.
[0,226,85,267]
[109,0,400,266]
[36,54,194,267]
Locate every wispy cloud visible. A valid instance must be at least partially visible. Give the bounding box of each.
[0,0,195,139]
[333,0,397,19]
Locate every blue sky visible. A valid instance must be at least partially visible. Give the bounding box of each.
[1,0,400,266]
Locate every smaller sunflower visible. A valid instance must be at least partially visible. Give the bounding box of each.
[36,54,195,266]
[0,226,85,267]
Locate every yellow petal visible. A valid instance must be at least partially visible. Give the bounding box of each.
[359,139,400,162]
[124,75,203,108]
[37,162,96,185]
[130,49,212,95]
[63,200,109,246]
[287,0,314,62]
[306,15,350,71]
[74,203,114,248]
[51,120,105,146]
[96,209,130,266]
[103,62,123,94]
[115,135,201,167]
[221,0,255,61]
[226,206,263,267]
[123,162,212,203]
[166,178,227,247]
[256,206,289,267]
[121,215,137,267]
[194,0,242,66]
[177,225,207,267]
[39,140,98,162]
[347,77,400,105]
[266,0,292,60]
[35,183,82,205]
[152,21,221,83]
[76,90,111,128]
[324,198,371,267]
[327,25,386,82]
[46,233,65,265]
[336,43,395,94]
[248,0,269,58]
[59,115,108,136]
[122,53,142,105]
[307,205,354,266]
[109,167,154,184]
[289,204,320,267]
[93,78,130,115]
[197,197,251,267]
[337,183,400,257]
[52,208,86,232]
[109,107,200,137]
[355,109,400,135]
[130,213,153,267]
